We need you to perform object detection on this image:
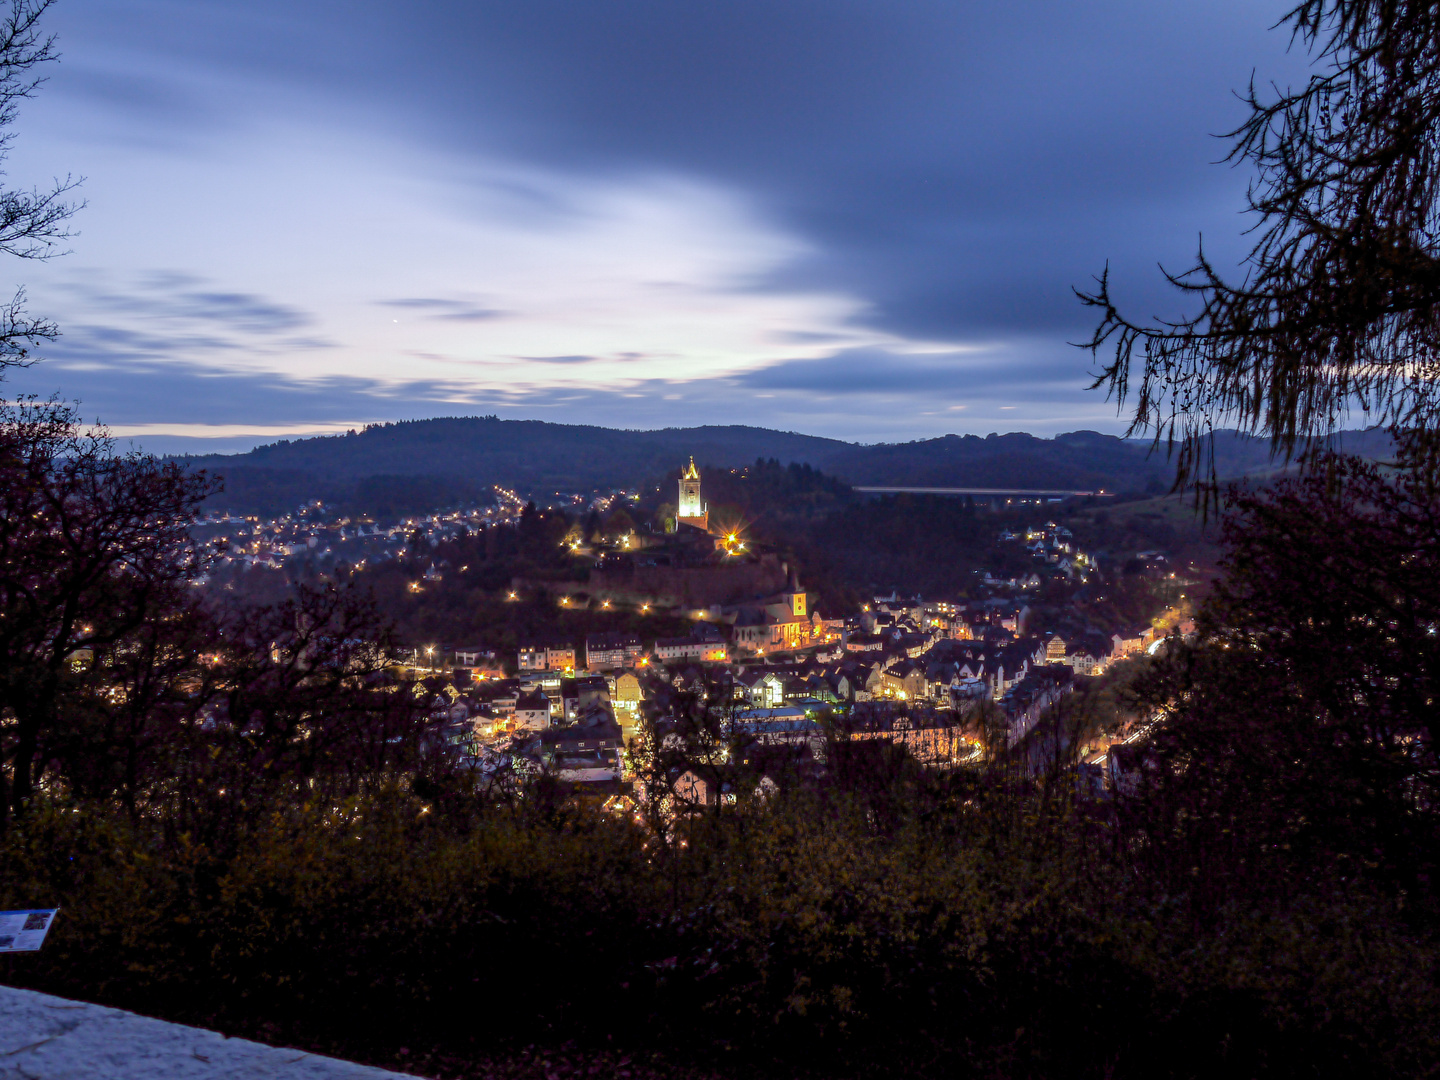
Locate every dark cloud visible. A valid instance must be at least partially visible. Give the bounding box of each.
[28,273,335,369]
[58,274,315,336]
[516,355,597,365]
[6,362,455,428]
[56,1,1305,343]
[377,298,508,322]
[176,292,311,333]
[364,0,1303,339]
[728,343,1105,407]
[32,1,1311,437]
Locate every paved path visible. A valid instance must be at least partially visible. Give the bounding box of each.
[0,984,413,1079]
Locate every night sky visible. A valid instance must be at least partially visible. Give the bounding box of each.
[1,0,1301,452]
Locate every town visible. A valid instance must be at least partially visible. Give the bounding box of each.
[190,456,1193,804]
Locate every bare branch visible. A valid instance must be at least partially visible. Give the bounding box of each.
[1083,1,1440,498]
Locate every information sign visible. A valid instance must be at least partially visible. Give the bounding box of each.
[0,908,58,952]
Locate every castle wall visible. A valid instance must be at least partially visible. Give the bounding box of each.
[589,554,786,608]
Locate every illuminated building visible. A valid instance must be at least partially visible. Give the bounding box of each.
[676,456,709,532]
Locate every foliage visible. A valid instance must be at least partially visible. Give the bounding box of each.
[2,424,1440,1074]
[699,457,855,524]
[327,508,694,651]
[0,399,218,826]
[1118,447,1440,905]
[1083,0,1440,493]
[789,493,990,601]
[2,774,1437,1078]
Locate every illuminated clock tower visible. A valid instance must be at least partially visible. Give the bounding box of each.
[677,456,709,531]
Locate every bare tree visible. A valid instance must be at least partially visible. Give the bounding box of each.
[0,0,81,371]
[0,398,216,828]
[1081,1,1440,495]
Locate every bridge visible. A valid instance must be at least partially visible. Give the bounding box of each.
[853,486,1112,498]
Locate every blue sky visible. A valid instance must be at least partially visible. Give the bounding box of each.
[0,0,1300,452]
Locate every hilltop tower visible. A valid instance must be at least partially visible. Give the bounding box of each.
[677,456,709,531]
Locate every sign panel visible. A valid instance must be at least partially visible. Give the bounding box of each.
[0,908,58,952]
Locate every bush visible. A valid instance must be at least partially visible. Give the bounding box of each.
[3,783,1437,1079]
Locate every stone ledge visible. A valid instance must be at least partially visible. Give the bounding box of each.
[0,984,414,1079]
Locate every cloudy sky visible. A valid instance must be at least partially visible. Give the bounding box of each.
[0,0,1300,452]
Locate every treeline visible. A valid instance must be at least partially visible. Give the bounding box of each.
[0,400,425,832]
[343,506,696,653]
[780,492,1037,604]
[198,465,497,519]
[697,456,856,525]
[181,419,854,508]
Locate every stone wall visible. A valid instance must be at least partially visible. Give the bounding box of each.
[588,553,787,608]
[0,984,410,1079]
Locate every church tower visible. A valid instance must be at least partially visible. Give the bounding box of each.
[677,457,708,531]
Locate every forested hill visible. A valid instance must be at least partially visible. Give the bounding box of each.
[177,416,1387,516]
[182,419,847,490]
[824,430,1169,490]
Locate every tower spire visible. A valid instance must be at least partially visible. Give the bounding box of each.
[677,456,708,530]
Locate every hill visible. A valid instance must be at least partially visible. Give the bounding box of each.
[178,416,1392,517]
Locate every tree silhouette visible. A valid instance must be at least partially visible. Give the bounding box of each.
[1082,0,1440,493]
[0,1,82,372]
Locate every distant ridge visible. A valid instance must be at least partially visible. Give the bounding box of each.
[177,416,1393,516]
[179,418,850,495]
